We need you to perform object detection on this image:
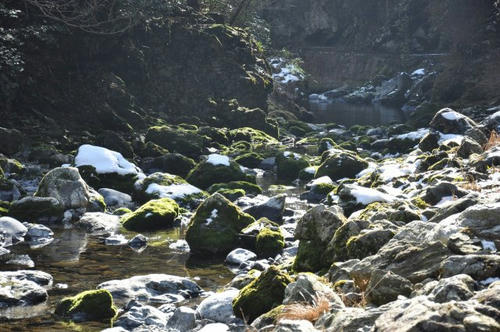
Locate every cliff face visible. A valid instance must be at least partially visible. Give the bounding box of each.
[263,0,500,105]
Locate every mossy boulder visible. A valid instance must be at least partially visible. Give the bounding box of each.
[146,125,211,158]
[346,229,395,260]
[0,201,10,216]
[324,220,370,262]
[185,193,255,256]
[207,181,262,196]
[0,157,24,174]
[316,150,368,181]
[8,196,64,222]
[430,108,478,134]
[234,152,264,168]
[55,289,117,322]
[121,198,179,231]
[186,154,255,190]
[142,153,196,178]
[276,151,310,181]
[228,127,278,145]
[357,202,421,223]
[254,222,284,258]
[232,266,293,322]
[217,188,246,201]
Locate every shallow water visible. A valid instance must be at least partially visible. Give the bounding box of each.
[1,175,307,331]
[309,100,406,127]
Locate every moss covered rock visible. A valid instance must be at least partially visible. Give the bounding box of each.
[228,127,278,145]
[216,188,246,201]
[316,149,368,181]
[346,229,395,260]
[55,289,117,322]
[142,153,196,178]
[121,198,179,231]
[255,226,284,258]
[146,125,211,158]
[232,266,292,322]
[234,152,264,168]
[186,154,255,190]
[207,181,262,196]
[276,151,310,181]
[185,193,255,256]
[8,196,64,222]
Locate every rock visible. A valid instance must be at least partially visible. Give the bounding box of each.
[418,131,440,152]
[120,198,179,232]
[142,153,196,178]
[350,222,451,283]
[457,137,483,158]
[366,270,413,306]
[427,196,478,224]
[114,300,169,330]
[324,220,370,264]
[473,281,500,309]
[293,205,346,272]
[97,274,202,306]
[75,145,143,194]
[255,225,284,258]
[6,254,35,268]
[337,184,396,216]
[228,270,261,289]
[76,212,120,235]
[283,273,343,308]
[429,274,476,303]
[429,108,479,134]
[440,255,500,280]
[135,172,206,208]
[167,306,196,331]
[185,193,255,256]
[453,202,500,240]
[0,270,52,308]
[104,234,127,246]
[327,259,360,283]
[242,194,286,223]
[346,229,395,260]
[56,289,117,322]
[197,289,239,323]
[145,125,210,158]
[128,234,148,251]
[169,239,189,252]
[8,196,64,223]
[372,296,500,332]
[276,151,310,181]
[98,188,134,209]
[315,149,368,181]
[95,130,134,158]
[208,181,263,196]
[25,223,54,248]
[316,306,386,332]
[357,201,421,224]
[0,127,24,155]
[0,216,27,247]
[226,248,257,266]
[35,167,105,211]
[421,182,468,205]
[232,266,293,322]
[259,157,276,170]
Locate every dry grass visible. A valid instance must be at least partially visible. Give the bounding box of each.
[460,174,482,192]
[277,295,330,323]
[484,130,500,151]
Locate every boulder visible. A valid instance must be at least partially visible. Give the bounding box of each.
[255,225,284,258]
[0,216,28,247]
[430,108,479,134]
[167,306,196,331]
[8,196,63,223]
[35,167,105,211]
[429,274,476,303]
[346,229,395,260]
[232,266,293,322]
[0,270,52,308]
[324,220,370,264]
[113,300,169,330]
[276,151,310,181]
[242,194,286,223]
[142,153,196,178]
[197,288,240,324]
[365,270,413,306]
[145,125,210,158]
[315,149,368,181]
[25,223,54,248]
[55,289,117,322]
[225,248,257,266]
[337,184,396,216]
[293,205,346,272]
[120,198,179,232]
[457,137,483,158]
[283,273,343,308]
[97,274,202,306]
[98,188,134,209]
[186,154,255,190]
[185,193,255,256]
[76,212,120,235]
[440,255,500,280]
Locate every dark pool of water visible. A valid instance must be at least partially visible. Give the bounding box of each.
[309,100,406,127]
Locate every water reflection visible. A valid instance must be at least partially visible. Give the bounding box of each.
[309,100,405,127]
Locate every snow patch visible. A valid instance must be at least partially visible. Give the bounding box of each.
[349,185,395,205]
[75,144,141,175]
[283,151,301,160]
[441,111,464,121]
[310,176,333,186]
[146,183,202,200]
[205,209,218,226]
[411,68,425,76]
[304,166,317,175]
[396,128,429,140]
[206,154,230,167]
[481,240,497,252]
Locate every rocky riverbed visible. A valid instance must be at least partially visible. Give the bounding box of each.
[1,105,499,331]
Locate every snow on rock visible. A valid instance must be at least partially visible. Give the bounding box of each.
[283,151,301,160]
[349,185,395,205]
[206,154,230,167]
[303,166,317,175]
[146,183,202,200]
[441,110,465,121]
[75,144,141,175]
[205,209,218,226]
[411,68,425,76]
[438,133,464,145]
[270,57,304,84]
[309,176,333,186]
[396,128,429,140]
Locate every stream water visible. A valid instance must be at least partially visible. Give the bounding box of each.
[0,175,308,331]
[309,100,406,127]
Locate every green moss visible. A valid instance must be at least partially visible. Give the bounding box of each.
[412,196,429,209]
[198,126,229,145]
[77,165,138,194]
[312,182,337,196]
[228,127,278,145]
[258,304,285,324]
[146,125,211,158]
[121,198,179,231]
[55,289,117,322]
[185,193,255,256]
[293,240,324,272]
[276,151,310,181]
[350,125,370,135]
[138,141,169,158]
[232,266,292,322]
[234,152,264,168]
[0,158,24,174]
[256,227,284,258]
[318,138,337,155]
[112,207,132,216]
[315,150,368,181]
[217,188,246,201]
[207,181,262,196]
[186,158,256,190]
[0,201,10,216]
